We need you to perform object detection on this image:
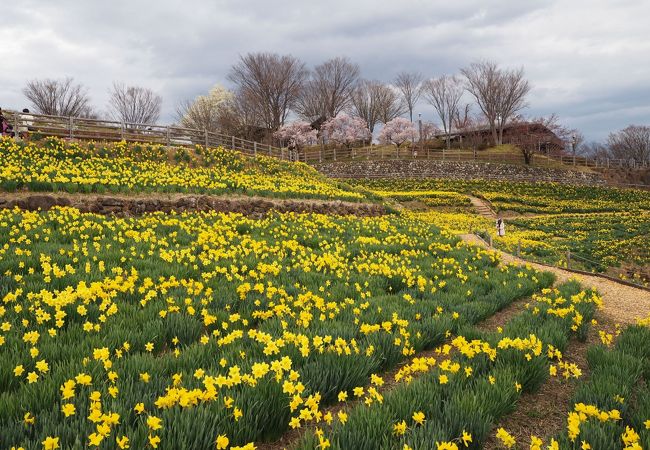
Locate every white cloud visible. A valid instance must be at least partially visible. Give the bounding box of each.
[1,0,649,140]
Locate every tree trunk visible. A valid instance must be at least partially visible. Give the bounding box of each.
[490,124,498,147]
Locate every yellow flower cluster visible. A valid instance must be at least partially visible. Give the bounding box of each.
[1,206,547,449]
[0,137,364,200]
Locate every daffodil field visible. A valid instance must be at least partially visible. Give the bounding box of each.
[354,179,650,283]
[355,178,650,214]
[1,138,650,449]
[0,137,366,201]
[0,206,558,449]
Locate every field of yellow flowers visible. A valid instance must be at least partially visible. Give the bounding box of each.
[0,137,367,201]
[354,178,650,215]
[0,206,563,449]
[1,139,649,449]
[355,179,650,283]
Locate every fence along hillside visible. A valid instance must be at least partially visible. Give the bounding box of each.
[2,110,287,160]
[3,110,648,173]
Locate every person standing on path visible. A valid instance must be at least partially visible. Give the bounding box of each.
[496,217,506,237]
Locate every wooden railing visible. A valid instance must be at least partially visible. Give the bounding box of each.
[300,145,650,170]
[3,110,649,172]
[2,110,289,160]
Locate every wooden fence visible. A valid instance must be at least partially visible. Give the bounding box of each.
[2,110,288,160]
[300,144,650,170]
[3,110,649,171]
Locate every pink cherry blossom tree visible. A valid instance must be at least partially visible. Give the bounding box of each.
[378,117,417,148]
[322,112,371,149]
[273,121,318,150]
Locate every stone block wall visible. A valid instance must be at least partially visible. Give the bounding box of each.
[312,160,605,184]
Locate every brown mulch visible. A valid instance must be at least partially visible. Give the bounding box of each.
[481,312,619,449]
[0,192,387,218]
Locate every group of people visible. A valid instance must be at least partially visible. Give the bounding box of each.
[0,108,34,139]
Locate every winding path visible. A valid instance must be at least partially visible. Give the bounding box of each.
[460,233,650,325]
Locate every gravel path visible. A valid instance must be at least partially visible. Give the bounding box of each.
[460,234,650,325]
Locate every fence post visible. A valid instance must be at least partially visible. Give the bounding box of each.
[120,122,125,140]
[204,130,209,148]
[489,234,493,247]
[566,250,571,269]
[334,148,337,161]
[319,147,322,163]
[268,144,272,156]
[69,117,74,139]
[231,136,235,150]
[14,114,19,138]
[166,127,171,146]
[254,142,257,156]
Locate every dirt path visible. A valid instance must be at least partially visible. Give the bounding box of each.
[468,195,497,218]
[460,234,650,325]
[0,192,386,218]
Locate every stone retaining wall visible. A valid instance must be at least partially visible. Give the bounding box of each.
[313,160,605,184]
[0,194,386,217]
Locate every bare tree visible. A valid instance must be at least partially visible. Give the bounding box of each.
[582,141,609,159]
[452,103,473,130]
[217,89,267,140]
[108,82,162,125]
[349,80,380,134]
[176,84,233,132]
[296,57,360,122]
[23,77,94,117]
[349,80,405,133]
[461,61,531,146]
[394,72,423,122]
[227,52,308,131]
[375,84,406,125]
[295,82,325,123]
[423,75,464,148]
[607,125,650,165]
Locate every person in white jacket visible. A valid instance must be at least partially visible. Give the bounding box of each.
[18,108,34,140]
[496,217,506,237]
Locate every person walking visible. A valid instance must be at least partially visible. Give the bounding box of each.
[496,217,506,237]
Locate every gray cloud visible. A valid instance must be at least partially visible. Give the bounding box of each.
[1,0,649,141]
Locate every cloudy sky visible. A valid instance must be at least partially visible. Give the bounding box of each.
[2,0,649,141]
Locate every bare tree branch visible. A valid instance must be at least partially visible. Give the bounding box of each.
[422,75,464,148]
[349,80,405,133]
[461,61,531,145]
[23,77,94,117]
[296,57,360,122]
[608,125,650,165]
[394,72,423,122]
[108,82,162,126]
[227,52,308,131]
